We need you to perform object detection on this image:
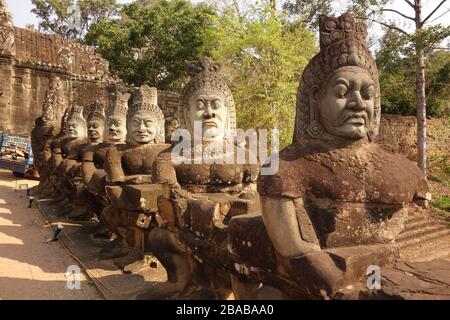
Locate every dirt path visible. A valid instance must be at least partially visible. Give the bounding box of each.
[0,169,102,300]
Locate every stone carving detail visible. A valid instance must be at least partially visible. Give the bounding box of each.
[180,58,237,137]
[0,0,15,56]
[251,12,430,299]
[102,85,169,255]
[31,76,62,192]
[294,12,380,142]
[144,58,260,299]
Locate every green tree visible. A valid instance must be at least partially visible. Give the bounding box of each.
[204,1,317,147]
[350,0,450,173]
[31,0,118,40]
[84,0,216,89]
[282,0,333,29]
[377,28,450,117]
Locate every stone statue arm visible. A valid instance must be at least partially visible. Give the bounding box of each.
[105,145,125,184]
[260,196,321,257]
[81,150,96,185]
[152,155,180,189]
[63,146,82,174]
[261,195,346,294]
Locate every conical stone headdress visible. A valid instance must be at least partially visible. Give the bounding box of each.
[294,12,381,142]
[67,104,86,126]
[180,58,237,136]
[107,90,130,118]
[59,106,72,135]
[87,100,106,123]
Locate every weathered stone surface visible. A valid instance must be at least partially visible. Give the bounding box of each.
[0,3,182,136]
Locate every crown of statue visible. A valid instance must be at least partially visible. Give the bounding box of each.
[319,12,368,50]
[87,100,106,122]
[182,58,229,98]
[107,91,129,118]
[67,104,86,124]
[128,85,162,117]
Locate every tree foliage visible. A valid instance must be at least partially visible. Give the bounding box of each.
[282,0,333,29]
[377,28,450,116]
[84,0,216,89]
[204,1,317,147]
[31,0,119,39]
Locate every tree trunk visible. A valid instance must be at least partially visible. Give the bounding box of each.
[415,0,427,173]
[416,48,427,173]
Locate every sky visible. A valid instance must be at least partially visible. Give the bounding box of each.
[4,0,450,38]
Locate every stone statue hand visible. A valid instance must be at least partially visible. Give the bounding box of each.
[82,151,95,162]
[123,174,153,185]
[105,145,125,184]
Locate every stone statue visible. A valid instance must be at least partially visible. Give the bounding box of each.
[81,90,130,233]
[101,85,169,263]
[31,76,61,196]
[242,12,430,298]
[138,14,433,301]
[144,58,260,299]
[58,100,107,219]
[47,104,87,211]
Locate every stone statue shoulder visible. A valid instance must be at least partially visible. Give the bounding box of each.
[257,140,329,198]
[65,140,89,160]
[258,141,428,204]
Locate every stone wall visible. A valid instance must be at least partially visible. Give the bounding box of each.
[377,114,450,160]
[0,2,182,137]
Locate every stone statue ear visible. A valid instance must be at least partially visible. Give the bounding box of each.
[310,85,320,102]
[306,85,324,139]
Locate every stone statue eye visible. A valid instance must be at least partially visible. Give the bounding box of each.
[212,99,222,109]
[145,120,154,126]
[197,101,205,110]
[334,85,347,98]
[363,87,374,100]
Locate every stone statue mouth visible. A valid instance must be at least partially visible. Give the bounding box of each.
[203,121,217,128]
[341,113,368,126]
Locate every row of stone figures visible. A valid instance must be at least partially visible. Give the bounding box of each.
[31,13,444,300]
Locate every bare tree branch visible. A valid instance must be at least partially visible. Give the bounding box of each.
[404,0,415,9]
[422,0,448,26]
[365,18,409,35]
[380,8,415,21]
[427,7,450,24]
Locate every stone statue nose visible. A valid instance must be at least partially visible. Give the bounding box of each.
[347,92,365,111]
[138,122,147,131]
[204,104,215,119]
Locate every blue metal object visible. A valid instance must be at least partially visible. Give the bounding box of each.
[0,132,34,175]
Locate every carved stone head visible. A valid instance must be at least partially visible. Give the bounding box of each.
[180,58,236,141]
[294,12,381,143]
[127,85,165,145]
[106,90,129,144]
[66,104,87,139]
[87,100,106,143]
